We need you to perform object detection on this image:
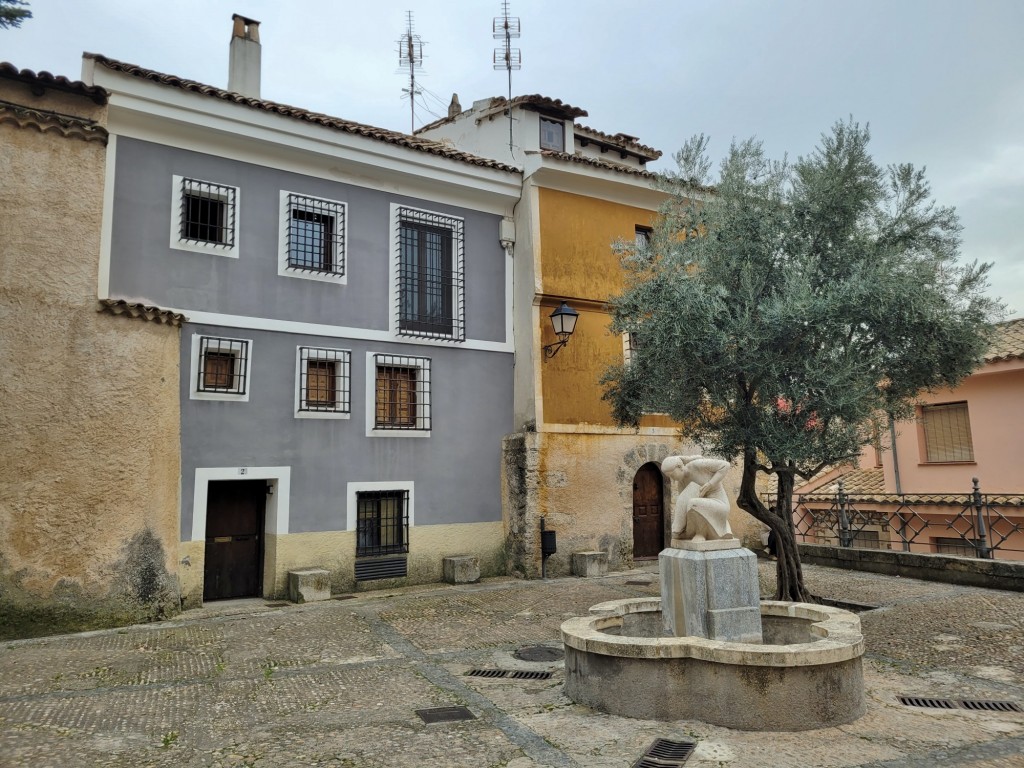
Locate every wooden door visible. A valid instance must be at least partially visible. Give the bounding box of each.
[204,480,266,601]
[632,463,664,559]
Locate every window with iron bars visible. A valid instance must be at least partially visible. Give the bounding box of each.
[396,207,465,340]
[356,489,409,557]
[297,347,350,416]
[179,178,236,248]
[283,193,346,278]
[374,354,431,431]
[197,337,249,395]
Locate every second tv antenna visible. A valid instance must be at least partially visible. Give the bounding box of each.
[398,11,424,133]
[493,1,521,155]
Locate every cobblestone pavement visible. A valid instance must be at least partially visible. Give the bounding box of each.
[1,562,1022,767]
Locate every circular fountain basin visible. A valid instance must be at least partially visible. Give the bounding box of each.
[561,598,865,731]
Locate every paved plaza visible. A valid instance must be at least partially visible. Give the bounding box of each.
[1,561,1022,767]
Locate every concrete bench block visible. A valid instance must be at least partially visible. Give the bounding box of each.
[443,555,480,584]
[287,569,331,603]
[572,551,608,578]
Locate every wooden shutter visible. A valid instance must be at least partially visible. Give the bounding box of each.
[376,365,416,427]
[306,360,336,406]
[922,403,974,462]
[203,352,235,390]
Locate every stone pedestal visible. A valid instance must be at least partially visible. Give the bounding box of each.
[571,551,608,577]
[659,541,762,643]
[442,555,480,584]
[287,569,331,603]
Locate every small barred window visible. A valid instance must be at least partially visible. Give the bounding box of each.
[197,337,249,395]
[396,207,464,340]
[286,194,346,276]
[298,347,351,414]
[374,354,431,431]
[180,178,236,247]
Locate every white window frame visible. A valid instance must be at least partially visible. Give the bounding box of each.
[190,333,253,402]
[277,190,348,284]
[365,351,431,438]
[170,175,240,258]
[539,116,565,152]
[346,480,415,538]
[294,346,351,419]
[388,203,465,342]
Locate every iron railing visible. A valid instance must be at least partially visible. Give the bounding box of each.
[765,479,1024,560]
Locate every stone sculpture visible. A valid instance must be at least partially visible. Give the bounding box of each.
[661,455,733,544]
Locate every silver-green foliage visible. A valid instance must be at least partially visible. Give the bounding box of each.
[603,120,1001,597]
[606,120,999,471]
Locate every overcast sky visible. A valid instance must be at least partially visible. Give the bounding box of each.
[5,0,1022,317]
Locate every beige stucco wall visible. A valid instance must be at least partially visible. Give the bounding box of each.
[0,79,181,638]
[180,522,505,606]
[502,431,759,578]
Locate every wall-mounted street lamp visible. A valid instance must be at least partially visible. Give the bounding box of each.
[542,302,579,359]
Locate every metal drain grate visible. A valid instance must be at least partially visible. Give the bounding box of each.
[632,738,696,767]
[510,670,552,680]
[415,706,476,724]
[465,669,553,680]
[625,580,653,586]
[960,699,1023,713]
[466,669,508,678]
[899,696,957,709]
[264,601,289,607]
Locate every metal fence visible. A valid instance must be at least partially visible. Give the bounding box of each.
[766,479,1024,560]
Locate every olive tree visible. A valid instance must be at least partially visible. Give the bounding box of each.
[603,120,1001,601]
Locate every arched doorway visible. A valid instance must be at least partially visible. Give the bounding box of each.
[632,462,664,558]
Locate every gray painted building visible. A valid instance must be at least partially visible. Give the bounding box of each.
[87,28,522,603]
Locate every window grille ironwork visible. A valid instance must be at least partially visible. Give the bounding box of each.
[298,347,350,413]
[396,207,465,340]
[286,194,345,275]
[197,337,249,394]
[356,489,409,557]
[374,354,431,430]
[180,178,236,247]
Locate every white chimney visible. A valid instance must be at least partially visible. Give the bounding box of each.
[228,14,261,98]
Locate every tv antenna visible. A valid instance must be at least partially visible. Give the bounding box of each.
[493,1,521,155]
[398,11,424,133]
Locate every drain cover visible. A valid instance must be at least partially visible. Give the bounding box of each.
[898,696,957,709]
[263,601,289,608]
[415,706,476,723]
[632,738,696,767]
[625,580,653,586]
[959,699,1022,713]
[513,645,564,662]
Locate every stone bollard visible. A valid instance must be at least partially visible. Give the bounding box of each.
[287,569,331,603]
[571,551,608,578]
[442,555,480,584]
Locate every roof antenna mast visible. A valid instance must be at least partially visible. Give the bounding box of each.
[492,1,521,156]
[398,11,424,133]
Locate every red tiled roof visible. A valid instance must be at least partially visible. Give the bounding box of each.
[0,100,108,143]
[574,123,662,160]
[415,94,588,135]
[98,298,186,327]
[985,317,1024,363]
[0,62,109,104]
[83,54,520,175]
[538,150,660,179]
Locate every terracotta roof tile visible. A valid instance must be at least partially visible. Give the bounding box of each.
[83,54,520,175]
[538,149,660,179]
[573,123,662,160]
[0,100,108,143]
[0,62,109,104]
[99,298,186,327]
[985,317,1024,363]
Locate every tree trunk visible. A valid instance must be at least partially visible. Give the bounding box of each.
[734,448,815,603]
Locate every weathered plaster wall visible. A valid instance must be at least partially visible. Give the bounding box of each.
[501,431,758,578]
[0,80,181,638]
[180,523,504,606]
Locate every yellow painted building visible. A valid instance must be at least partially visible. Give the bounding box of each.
[421,97,758,576]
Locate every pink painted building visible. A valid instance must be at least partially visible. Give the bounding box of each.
[794,318,1024,560]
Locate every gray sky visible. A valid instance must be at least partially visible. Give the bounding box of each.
[6,0,1022,317]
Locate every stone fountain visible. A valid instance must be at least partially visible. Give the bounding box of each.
[561,455,866,731]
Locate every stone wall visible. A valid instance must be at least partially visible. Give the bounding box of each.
[501,430,757,578]
[0,77,181,638]
[798,544,1024,592]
